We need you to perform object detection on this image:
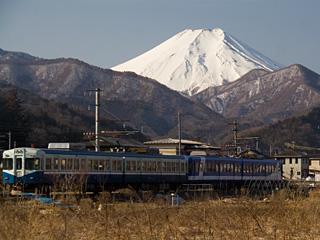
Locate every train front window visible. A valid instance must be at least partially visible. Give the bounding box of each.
[3,158,13,170]
[16,158,22,170]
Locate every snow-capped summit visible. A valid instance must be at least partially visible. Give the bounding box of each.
[112,28,284,95]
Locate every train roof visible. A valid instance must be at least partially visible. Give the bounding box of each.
[37,148,187,159]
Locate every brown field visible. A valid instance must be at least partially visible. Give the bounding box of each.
[0,188,320,240]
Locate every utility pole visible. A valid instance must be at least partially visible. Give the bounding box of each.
[228,121,238,155]
[86,88,103,152]
[178,112,182,155]
[232,120,238,155]
[8,131,11,150]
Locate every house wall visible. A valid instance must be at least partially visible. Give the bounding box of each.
[310,159,320,172]
[159,148,177,155]
[277,157,309,180]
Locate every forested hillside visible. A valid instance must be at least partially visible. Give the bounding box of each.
[0,82,147,149]
[240,107,320,153]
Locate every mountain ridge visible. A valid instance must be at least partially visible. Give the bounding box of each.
[192,64,320,122]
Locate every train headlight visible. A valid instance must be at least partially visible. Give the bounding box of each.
[5,177,9,180]
[30,177,34,180]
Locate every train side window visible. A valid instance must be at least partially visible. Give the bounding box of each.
[212,163,216,172]
[81,159,86,171]
[220,164,224,172]
[253,165,257,173]
[169,162,173,172]
[162,162,167,172]
[54,158,59,170]
[195,163,200,172]
[146,161,151,171]
[168,162,173,172]
[112,160,116,171]
[116,160,122,171]
[224,164,228,172]
[93,160,99,170]
[151,161,156,172]
[157,161,161,172]
[137,160,141,171]
[88,159,92,171]
[209,162,213,172]
[266,165,270,173]
[99,160,105,171]
[162,161,169,172]
[181,162,185,172]
[142,161,146,171]
[105,159,110,171]
[172,162,175,172]
[61,159,66,170]
[130,160,136,171]
[258,165,262,173]
[244,165,247,173]
[256,165,260,173]
[236,164,241,173]
[46,158,51,170]
[16,158,22,170]
[175,162,179,172]
[67,159,73,170]
[126,161,130,171]
[74,159,79,170]
[230,163,234,172]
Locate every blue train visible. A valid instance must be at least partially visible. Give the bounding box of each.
[2,147,282,193]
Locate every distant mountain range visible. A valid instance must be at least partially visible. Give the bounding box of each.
[1,47,320,148]
[112,28,284,95]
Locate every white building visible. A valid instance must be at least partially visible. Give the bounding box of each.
[274,149,309,180]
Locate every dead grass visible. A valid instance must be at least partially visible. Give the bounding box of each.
[0,187,320,239]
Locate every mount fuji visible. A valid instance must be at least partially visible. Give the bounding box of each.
[112,28,284,95]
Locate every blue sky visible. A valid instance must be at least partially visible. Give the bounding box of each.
[1,0,319,73]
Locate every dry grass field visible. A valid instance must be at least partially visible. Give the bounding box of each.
[0,187,320,240]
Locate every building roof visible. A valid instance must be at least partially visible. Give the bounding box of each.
[275,149,307,157]
[308,154,320,160]
[100,136,144,148]
[144,138,221,151]
[144,138,204,145]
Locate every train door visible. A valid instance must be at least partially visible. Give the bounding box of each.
[198,157,206,181]
[188,157,196,181]
[13,149,24,182]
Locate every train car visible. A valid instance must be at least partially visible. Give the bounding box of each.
[187,156,282,182]
[2,147,283,195]
[2,147,188,192]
